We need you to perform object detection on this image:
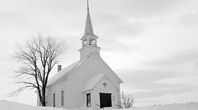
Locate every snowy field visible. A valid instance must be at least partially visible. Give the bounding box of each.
[0,100,198,110]
[0,100,66,110]
[133,102,198,110]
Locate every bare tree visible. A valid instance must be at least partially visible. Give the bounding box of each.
[121,92,135,108]
[15,35,65,106]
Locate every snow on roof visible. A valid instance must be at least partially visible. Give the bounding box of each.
[47,60,84,86]
[83,74,105,92]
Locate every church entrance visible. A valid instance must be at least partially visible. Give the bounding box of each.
[99,93,112,108]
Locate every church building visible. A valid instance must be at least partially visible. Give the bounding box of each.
[44,1,123,109]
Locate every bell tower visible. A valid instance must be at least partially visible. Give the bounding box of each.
[79,0,101,60]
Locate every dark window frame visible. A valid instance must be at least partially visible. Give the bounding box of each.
[53,93,55,107]
[86,93,91,107]
[61,90,64,106]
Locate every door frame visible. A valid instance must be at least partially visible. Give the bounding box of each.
[99,93,112,108]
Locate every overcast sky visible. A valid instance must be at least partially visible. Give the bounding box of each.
[0,0,198,107]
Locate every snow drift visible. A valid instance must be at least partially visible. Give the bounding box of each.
[0,100,197,110]
[134,102,198,110]
[0,100,66,110]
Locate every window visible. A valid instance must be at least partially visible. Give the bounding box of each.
[88,39,96,46]
[61,90,64,106]
[86,93,91,107]
[53,93,55,107]
[91,40,96,45]
[83,41,87,47]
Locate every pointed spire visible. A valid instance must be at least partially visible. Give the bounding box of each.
[87,0,90,11]
[79,0,100,59]
[84,0,94,35]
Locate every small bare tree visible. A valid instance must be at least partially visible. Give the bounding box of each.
[15,35,64,106]
[121,92,135,108]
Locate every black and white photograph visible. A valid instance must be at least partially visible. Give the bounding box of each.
[0,0,198,110]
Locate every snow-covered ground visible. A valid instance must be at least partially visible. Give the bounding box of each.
[0,100,66,110]
[134,102,198,110]
[0,100,198,110]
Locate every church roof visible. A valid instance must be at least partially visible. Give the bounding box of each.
[47,60,84,86]
[83,74,105,92]
[47,53,123,87]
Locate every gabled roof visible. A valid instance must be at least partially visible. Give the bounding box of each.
[47,60,84,86]
[47,52,123,87]
[83,74,105,92]
[97,55,123,84]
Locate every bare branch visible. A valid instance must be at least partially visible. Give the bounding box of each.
[121,92,135,108]
[14,35,65,106]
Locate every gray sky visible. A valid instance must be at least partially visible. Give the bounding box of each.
[0,0,198,107]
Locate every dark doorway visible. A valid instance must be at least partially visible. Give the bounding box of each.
[100,93,112,108]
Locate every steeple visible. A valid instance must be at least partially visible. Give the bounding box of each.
[79,0,101,60]
[84,0,94,35]
[81,0,97,39]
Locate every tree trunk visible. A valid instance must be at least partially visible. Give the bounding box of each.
[41,88,46,106]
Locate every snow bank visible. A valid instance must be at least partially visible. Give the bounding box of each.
[100,102,198,110]
[0,100,66,110]
[0,100,197,110]
[133,102,198,110]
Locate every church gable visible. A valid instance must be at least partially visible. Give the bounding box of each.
[86,74,121,109]
[47,52,122,91]
[66,53,122,86]
[96,55,123,84]
[83,74,120,92]
[83,74,105,92]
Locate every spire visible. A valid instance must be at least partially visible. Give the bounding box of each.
[79,0,100,60]
[87,0,89,11]
[84,0,94,35]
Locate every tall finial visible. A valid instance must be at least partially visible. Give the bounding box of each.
[87,0,89,11]
[84,0,94,35]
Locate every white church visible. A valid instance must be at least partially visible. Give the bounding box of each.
[43,1,123,109]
